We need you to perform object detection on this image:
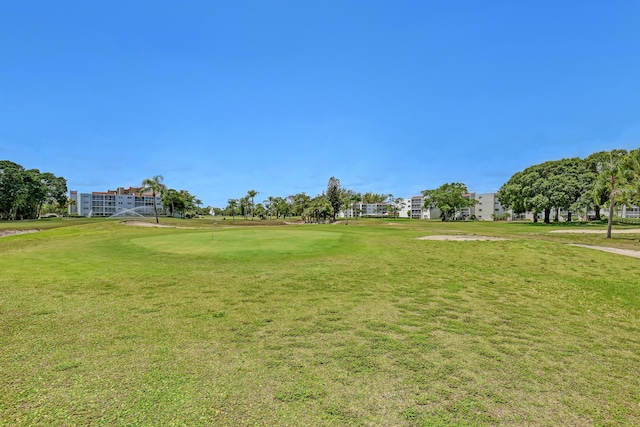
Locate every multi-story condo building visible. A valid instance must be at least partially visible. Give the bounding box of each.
[340,199,412,219]
[616,205,640,219]
[410,195,441,220]
[473,192,507,221]
[69,187,162,217]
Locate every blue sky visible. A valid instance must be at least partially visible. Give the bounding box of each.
[2,1,639,207]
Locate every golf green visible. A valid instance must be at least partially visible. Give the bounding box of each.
[131,227,343,256]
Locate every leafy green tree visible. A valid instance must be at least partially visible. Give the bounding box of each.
[498,159,587,223]
[621,149,640,206]
[327,176,341,222]
[0,161,26,219]
[140,175,166,223]
[585,151,627,220]
[254,203,266,219]
[290,193,311,217]
[361,192,387,203]
[275,197,290,219]
[162,189,180,217]
[0,161,67,220]
[386,194,405,220]
[170,190,197,218]
[422,183,476,221]
[303,196,332,223]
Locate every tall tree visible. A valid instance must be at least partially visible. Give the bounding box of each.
[0,161,26,220]
[140,175,166,223]
[361,192,387,203]
[240,196,250,220]
[0,161,67,220]
[263,196,274,220]
[352,192,362,220]
[226,198,238,222]
[290,192,311,216]
[254,203,266,219]
[422,183,476,221]
[622,149,640,206]
[247,189,258,220]
[593,151,630,238]
[388,195,406,220]
[326,176,341,222]
[340,189,356,225]
[304,196,331,223]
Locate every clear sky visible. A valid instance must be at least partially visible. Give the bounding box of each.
[2,1,639,207]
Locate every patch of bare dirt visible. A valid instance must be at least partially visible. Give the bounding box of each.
[0,229,39,238]
[550,228,640,234]
[569,244,640,259]
[416,235,509,241]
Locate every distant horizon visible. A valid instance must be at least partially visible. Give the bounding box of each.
[3,1,639,207]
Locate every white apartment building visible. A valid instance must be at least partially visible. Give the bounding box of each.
[616,205,640,219]
[473,193,507,221]
[410,195,441,220]
[340,199,411,219]
[69,187,162,217]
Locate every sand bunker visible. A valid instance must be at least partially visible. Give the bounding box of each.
[550,228,640,234]
[0,229,39,238]
[416,235,508,241]
[570,244,640,259]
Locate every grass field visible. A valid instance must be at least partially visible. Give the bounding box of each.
[1,218,639,426]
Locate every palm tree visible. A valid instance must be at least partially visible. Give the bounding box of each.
[247,190,258,220]
[140,175,166,224]
[624,149,640,206]
[593,152,627,238]
[240,196,250,220]
[226,198,238,222]
[265,196,275,220]
[353,192,362,220]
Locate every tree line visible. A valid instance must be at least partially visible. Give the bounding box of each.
[140,175,204,223]
[221,178,405,223]
[497,149,640,234]
[0,161,68,220]
[420,148,640,235]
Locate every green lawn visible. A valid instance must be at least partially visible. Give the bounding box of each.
[1,218,639,426]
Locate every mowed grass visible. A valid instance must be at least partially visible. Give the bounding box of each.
[0,219,639,426]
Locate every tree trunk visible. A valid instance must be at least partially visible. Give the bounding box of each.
[554,207,559,222]
[153,191,159,223]
[544,208,551,224]
[595,206,601,221]
[567,211,572,221]
[607,194,615,239]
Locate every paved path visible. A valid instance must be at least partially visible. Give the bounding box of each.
[569,244,640,259]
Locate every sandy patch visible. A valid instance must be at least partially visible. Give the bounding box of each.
[0,229,39,238]
[550,228,640,234]
[416,235,509,241]
[569,244,640,259]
